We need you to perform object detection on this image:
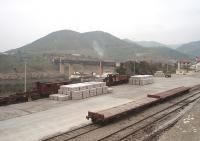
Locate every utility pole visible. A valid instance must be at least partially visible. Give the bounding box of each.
[167,63,168,72]
[133,51,136,75]
[24,61,27,92]
[24,60,32,102]
[167,58,170,73]
[134,61,136,75]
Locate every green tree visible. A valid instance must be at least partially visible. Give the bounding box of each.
[115,66,126,75]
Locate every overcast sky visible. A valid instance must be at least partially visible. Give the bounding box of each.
[0,0,200,52]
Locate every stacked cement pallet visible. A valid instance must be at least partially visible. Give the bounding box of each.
[154,71,165,77]
[49,94,70,101]
[129,75,154,85]
[50,82,110,101]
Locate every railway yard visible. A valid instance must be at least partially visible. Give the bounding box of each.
[2,1,200,141]
[1,74,200,141]
[158,88,200,141]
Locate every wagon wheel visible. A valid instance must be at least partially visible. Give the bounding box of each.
[92,119,97,123]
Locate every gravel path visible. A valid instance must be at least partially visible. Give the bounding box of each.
[158,99,200,141]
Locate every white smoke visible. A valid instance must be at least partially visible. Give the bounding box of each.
[92,40,104,57]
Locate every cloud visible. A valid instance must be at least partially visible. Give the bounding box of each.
[0,0,200,51]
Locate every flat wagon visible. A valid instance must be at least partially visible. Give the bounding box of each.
[147,86,190,100]
[86,86,192,124]
[86,97,158,123]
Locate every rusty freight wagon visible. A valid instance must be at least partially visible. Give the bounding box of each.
[0,80,71,106]
[34,81,71,97]
[103,74,129,86]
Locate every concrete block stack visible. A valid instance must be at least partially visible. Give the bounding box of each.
[82,89,90,98]
[71,91,82,100]
[129,75,154,86]
[49,94,70,101]
[89,88,97,96]
[154,71,165,77]
[107,87,113,93]
[50,81,110,101]
[103,86,108,94]
[96,87,103,95]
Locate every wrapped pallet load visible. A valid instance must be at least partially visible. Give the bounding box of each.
[154,71,165,77]
[129,75,154,85]
[50,81,111,101]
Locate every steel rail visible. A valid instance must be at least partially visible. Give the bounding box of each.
[97,91,200,141]
[46,90,200,141]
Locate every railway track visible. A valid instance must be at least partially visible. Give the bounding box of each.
[46,124,101,141]
[44,90,200,141]
[99,92,200,141]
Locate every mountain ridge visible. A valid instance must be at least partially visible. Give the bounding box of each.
[176,41,200,57]
[135,41,166,48]
[7,30,189,61]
